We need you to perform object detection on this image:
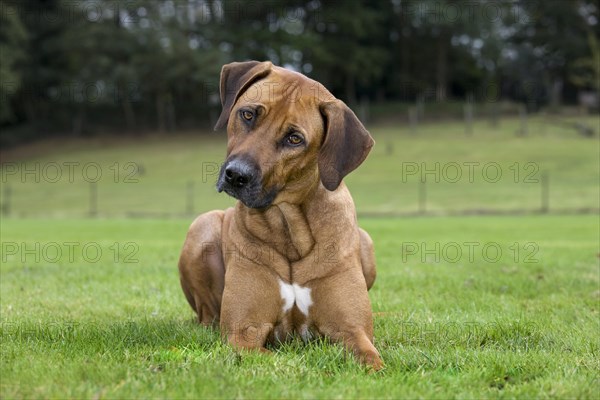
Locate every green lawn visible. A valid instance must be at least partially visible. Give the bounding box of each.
[0,116,598,398]
[1,215,598,398]
[0,115,598,217]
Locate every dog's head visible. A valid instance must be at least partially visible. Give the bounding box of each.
[214,61,374,209]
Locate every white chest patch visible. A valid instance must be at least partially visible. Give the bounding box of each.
[278,280,313,316]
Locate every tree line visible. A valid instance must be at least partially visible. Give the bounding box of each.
[0,0,597,144]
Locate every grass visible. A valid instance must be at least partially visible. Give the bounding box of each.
[1,215,598,398]
[0,116,599,398]
[0,115,598,217]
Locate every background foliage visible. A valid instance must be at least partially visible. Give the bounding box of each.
[1,0,598,144]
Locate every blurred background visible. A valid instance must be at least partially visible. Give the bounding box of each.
[2,0,599,139]
[0,0,598,217]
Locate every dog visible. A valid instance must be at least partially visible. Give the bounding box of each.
[178,61,383,370]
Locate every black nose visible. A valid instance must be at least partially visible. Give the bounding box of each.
[224,165,251,188]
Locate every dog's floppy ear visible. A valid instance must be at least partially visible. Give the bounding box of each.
[214,61,273,130]
[318,100,374,191]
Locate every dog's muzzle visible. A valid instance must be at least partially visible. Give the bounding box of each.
[216,157,277,209]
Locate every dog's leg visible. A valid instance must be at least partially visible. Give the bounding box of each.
[220,266,283,352]
[225,323,274,353]
[341,330,384,371]
[359,228,377,290]
[318,315,384,371]
[178,210,226,326]
[312,269,384,371]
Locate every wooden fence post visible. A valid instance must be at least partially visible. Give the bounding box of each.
[541,171,549,213]
[464,101,474,136]
[418,180,427,214]
[409,107,418,135]
[518,105,528,136]
[89,182,97,217]
[2,184,11,217]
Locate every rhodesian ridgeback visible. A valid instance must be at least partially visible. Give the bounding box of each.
[178,61,382,370]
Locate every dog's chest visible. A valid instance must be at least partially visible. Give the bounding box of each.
[272,279,316,342]
[245,203,315,264]
[278,279,313,316]
[241,204,323,341]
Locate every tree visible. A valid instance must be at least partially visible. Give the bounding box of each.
[300,0,390,105]
[0,1,28,124]
[506,0,597,106]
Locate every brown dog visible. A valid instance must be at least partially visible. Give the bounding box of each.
[178,61,382,370]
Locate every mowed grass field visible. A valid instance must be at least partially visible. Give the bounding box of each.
[1,216,598,398]
[1,116,599,398]
[0,115,598,216]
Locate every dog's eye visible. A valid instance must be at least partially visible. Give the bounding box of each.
[286,133,304,146]
[240,110,254,121]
